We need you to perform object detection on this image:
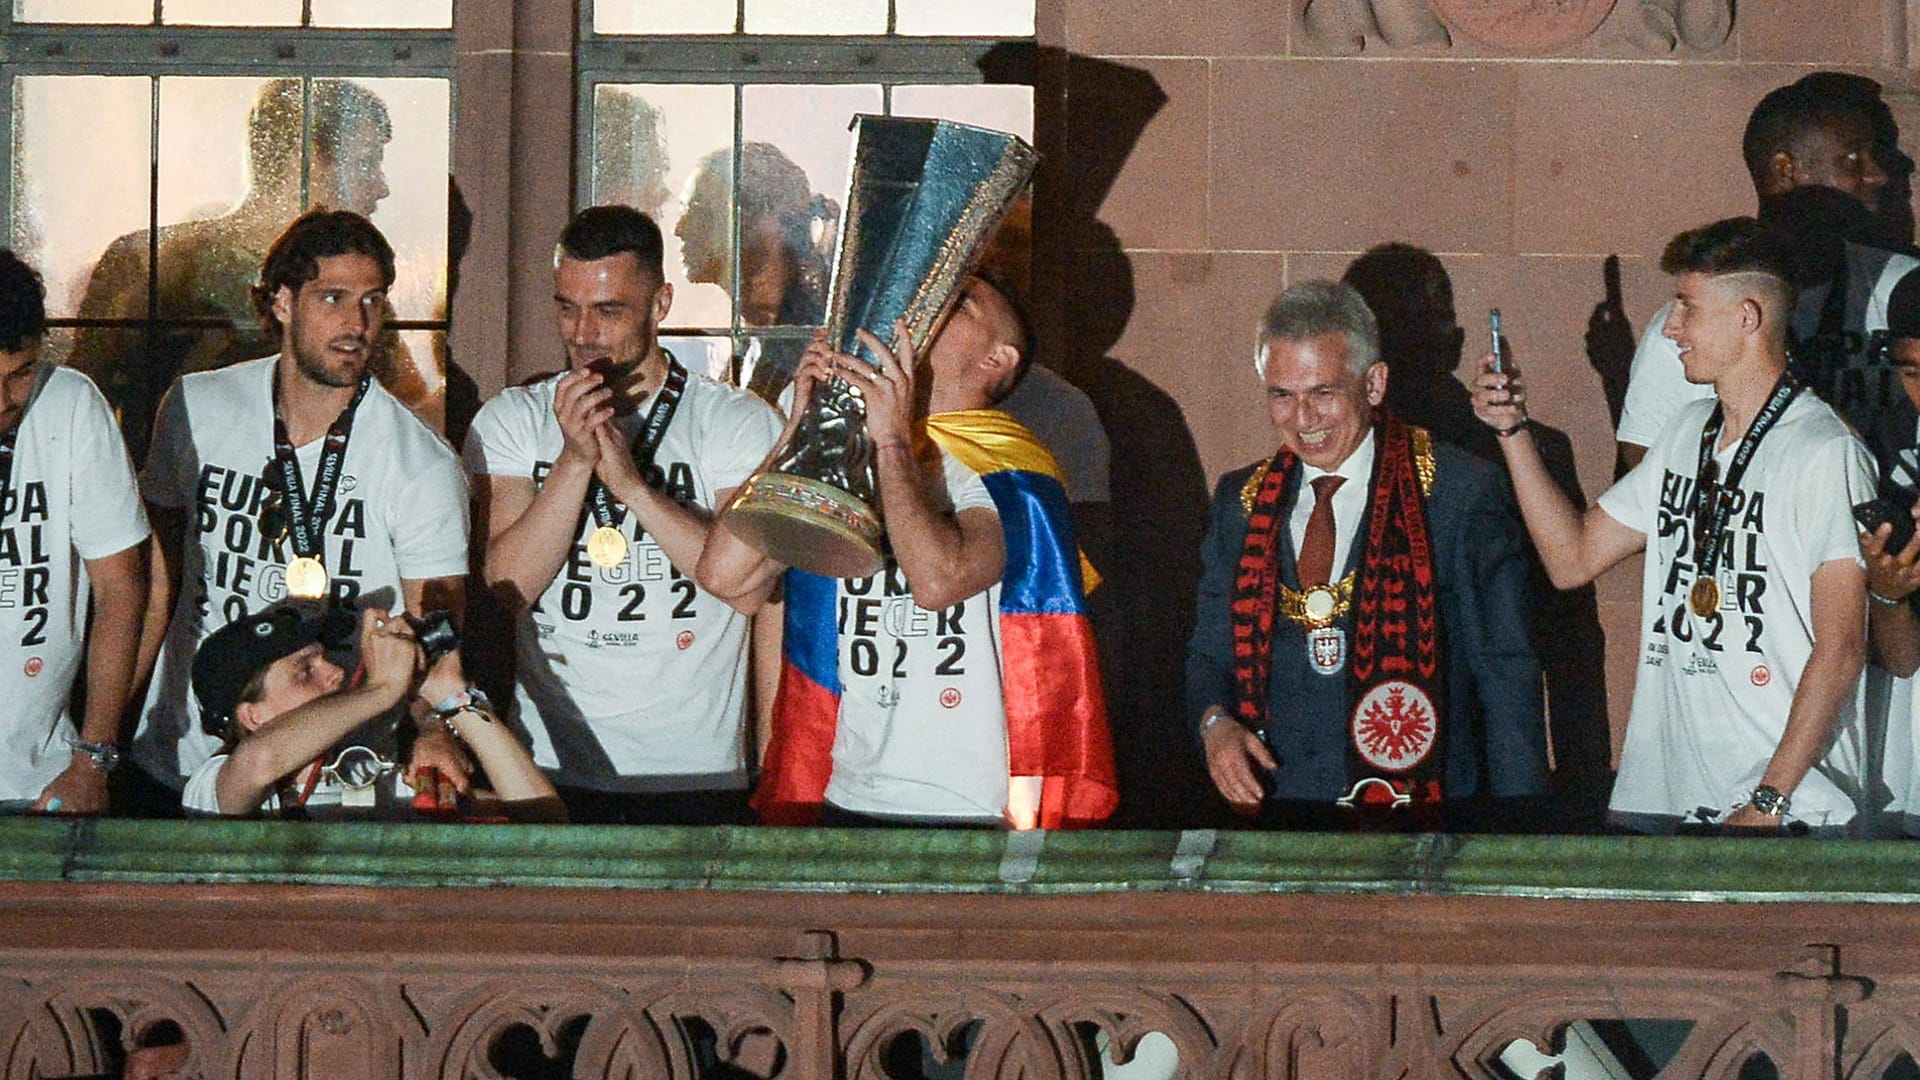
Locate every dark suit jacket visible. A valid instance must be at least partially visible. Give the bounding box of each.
[1184,436,1546,802]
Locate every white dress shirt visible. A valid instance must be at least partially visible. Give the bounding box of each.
[1286,429,1375,582]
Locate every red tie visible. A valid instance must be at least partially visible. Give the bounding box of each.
[1298,475,1345,587]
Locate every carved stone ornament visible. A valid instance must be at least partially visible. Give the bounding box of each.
[1428,0,1621,51]
[1300,0,1734,54]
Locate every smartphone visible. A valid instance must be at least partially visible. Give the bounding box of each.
[1489,309,1505,374]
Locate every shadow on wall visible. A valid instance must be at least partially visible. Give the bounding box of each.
[1002,46,1222,829]
[1343,243,1615,831]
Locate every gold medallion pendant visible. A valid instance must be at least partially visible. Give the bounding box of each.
[1689,576,1721,619]
[587,526,630,569]
[1301,585,1340,625]
[286,556,330,601]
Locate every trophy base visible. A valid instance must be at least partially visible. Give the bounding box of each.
[726,472,885,580]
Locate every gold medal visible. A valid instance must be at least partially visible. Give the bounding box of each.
[286,556,330,600]
[587,525,629,568]
[1689,576,1721,619]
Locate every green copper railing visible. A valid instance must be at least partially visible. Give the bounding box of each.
[3,817,1919,903]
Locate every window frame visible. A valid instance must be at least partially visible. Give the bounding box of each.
[573,0,1037,364]
[0,12,457,352]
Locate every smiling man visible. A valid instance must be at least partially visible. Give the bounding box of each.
[125,210,470,814]
[465,205,783,824]
[1187,279,1544,831]
[1476,218,1874,835]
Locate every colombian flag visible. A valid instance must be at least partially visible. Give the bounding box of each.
[753,409,1120,829]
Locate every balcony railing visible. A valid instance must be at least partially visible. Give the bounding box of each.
[3,818,1919,1078]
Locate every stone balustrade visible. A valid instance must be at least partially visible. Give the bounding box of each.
[5,819,1920,1078]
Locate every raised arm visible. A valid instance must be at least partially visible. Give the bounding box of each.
[1470,353,1645,588]
[589,408,765,614]
[215,609,416,815]
[415,651,564,821]
[1858,502,1920,678]
[840,324,1004,610]
[699,349,828,606]
[475,372,609,612]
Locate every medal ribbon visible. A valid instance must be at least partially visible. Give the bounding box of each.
[270,373,371,561]
[586,354,688,531]
[1690,374,1799,586]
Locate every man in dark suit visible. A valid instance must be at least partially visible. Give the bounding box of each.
[1185,280,1546,830]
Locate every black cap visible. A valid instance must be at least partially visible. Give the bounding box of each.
[191,606,320,737]
[1889,267,1920,343]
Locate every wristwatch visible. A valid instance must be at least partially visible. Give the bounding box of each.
[66,737,120,774]
[1749,784,1790,817]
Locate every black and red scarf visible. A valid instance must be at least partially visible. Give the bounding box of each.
[1229,416,1446,803]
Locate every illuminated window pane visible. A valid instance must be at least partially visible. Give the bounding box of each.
[889,84,1034,142]
[14,0,152,23]
[660,334,737,384]
[148,77,448,326]
[594,0,736,34]
[743,0,885,35]
[153,76,269,335]
[378,329,449,428]
[895,0,1034,36]
[311,0,451,28]
[592,84,735,330]
[739,84,878,327]
[11,76,153,320]
[352,77,451,322]
[737,332,810,404]
[160,0,301,25]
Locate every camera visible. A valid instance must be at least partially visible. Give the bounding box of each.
[315,605,461,665]
[406,609,462,666]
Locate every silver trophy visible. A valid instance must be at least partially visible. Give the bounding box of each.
[724,115,1037,578]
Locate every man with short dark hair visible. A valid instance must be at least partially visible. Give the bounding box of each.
[1187,279,1544,830]
[182,604,558,819]
[1617,73,1917,474]
[700,274,1118,829]
[126,209,470,814]
[465,204,783,824]
[0,249,148,815]
[1478,217,1874,834]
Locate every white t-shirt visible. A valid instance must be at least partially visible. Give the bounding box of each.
[998,364,1111,503]
[0,366,149,802]
[133,356,469,785]
[823,449,1008,821]
[1617,245,1919,448]
[464,368,783,792]
[1598,392,1875,829]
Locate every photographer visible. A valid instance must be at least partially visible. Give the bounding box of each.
[182,605,561,820]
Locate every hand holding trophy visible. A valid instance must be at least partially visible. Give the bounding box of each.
[722,115,1037,578]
